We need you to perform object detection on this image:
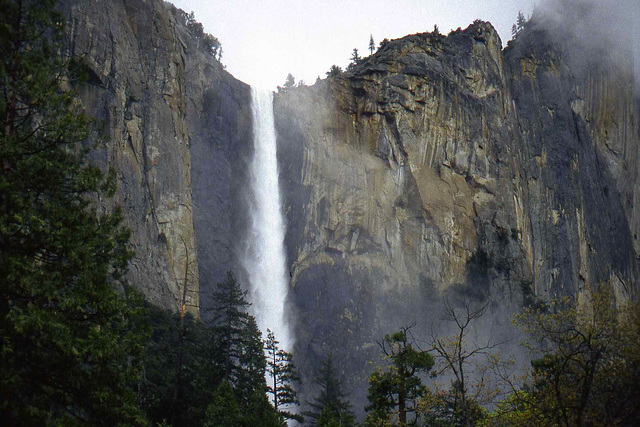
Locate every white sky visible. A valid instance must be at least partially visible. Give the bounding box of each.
[169,0,538,89]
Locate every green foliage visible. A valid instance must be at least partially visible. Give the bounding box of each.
[366,326,434,426]
[418,382,487,426]
[369,34,376,54]
[137,306,216,426]
[305,354,357,426]
[490,286,640,426]
[137,277,281,426]
[204,381,243,427]
[0,0,148,423]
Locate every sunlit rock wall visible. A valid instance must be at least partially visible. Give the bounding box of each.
[275,19,639,402]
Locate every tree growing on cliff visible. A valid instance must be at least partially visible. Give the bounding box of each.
[0,0,147,423]
[365,326,434,426]
[326,65,343,77]
[351,48,361,64]
[369,34,376,54]
[278,73,296,93]
[265,329,303,422]
[516,10,527,31]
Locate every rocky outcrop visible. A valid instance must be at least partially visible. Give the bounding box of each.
[275,19,639,401]
[58,0,251,311]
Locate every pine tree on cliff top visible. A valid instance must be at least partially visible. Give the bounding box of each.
[0,0,147,423]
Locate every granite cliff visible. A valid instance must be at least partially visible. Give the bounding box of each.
[274,16,639,400]
[58,0,252,313]
[58,0,638,409]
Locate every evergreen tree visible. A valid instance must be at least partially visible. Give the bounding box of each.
[369,34,375,54]
[305,354,356,426]
[326,65,343,77]
[206,272,267,404]
[138,306,215,426]
[365,327,434,427]
[351,48,361,64]
[516,10,527,31]
[207,271,251,386]
[265,329,303,422]
[237,316,268,402]
[0,0,147,424]
[278,73,296,92]
[433,24,440,35]
[204,381,244,427]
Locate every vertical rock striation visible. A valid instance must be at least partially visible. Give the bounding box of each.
[274,18,639,402]
[58,0,252,311]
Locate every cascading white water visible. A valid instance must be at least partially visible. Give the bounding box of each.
[244,87,292,351]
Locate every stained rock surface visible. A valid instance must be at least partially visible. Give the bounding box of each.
[274,19,639,401]
[58,0,252,311]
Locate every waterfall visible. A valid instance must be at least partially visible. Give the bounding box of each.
[244,87,292,351]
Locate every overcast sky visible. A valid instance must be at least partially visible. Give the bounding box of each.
[169,0,541,89]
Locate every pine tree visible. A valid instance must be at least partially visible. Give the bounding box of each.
[208,271,251,386]
[351,48,361,64]
[305,354,356,426]
[326,65,343,77]
[0,0,147,423]
[237,316,268,402]
[265,329,302,422]
[278,73,296,93]
[365,327,434,427]
[369,34,375,54]
[516,10,527,31]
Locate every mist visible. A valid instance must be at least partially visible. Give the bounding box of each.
[533,0,640,94]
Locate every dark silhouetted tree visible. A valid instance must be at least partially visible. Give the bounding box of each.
[369,34,376,54]
[278,73,296,92]
[351,48,361,64]
[265,329,302,422]
[305,354,356,426]
[516,10,527,31]
[0,0,148,423]
[326,65,343,77]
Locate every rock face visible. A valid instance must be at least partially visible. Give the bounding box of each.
[58,0,252,311]
[274,19,639,402]
[58,0,638,412]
